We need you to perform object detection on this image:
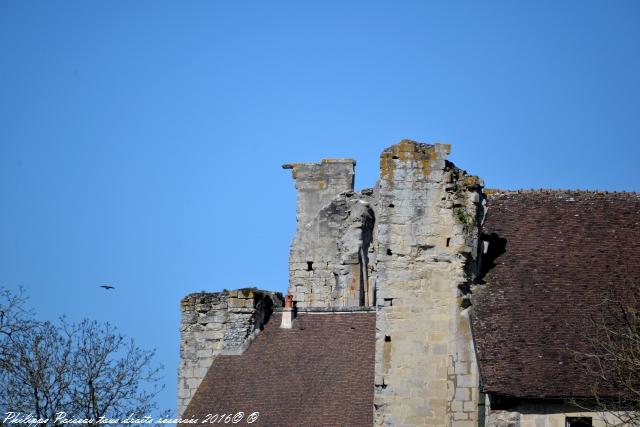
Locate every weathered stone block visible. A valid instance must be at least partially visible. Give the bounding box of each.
[457,374,476,388]
[454,387,470,402]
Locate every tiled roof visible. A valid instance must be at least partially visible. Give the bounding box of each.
[180,311,375,426]
[472,190,640,398]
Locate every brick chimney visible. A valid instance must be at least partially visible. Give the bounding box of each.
[280,294,294,329]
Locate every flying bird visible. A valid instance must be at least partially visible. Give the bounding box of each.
[100,285,115,290]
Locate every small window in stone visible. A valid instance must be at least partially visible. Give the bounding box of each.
[388,203,395,208]
[386,249,392,255]
[566,417,592,427]
[307,261,313,271]
[446,238,451,247]
[384,335,391,342]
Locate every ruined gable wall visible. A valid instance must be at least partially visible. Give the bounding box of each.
[373,141,485,427]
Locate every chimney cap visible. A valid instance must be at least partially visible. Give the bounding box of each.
[284,294,294,309]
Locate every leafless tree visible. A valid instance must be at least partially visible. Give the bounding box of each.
[572,287,640,427]
[0,287,165,426]
[68,319,164,424]
[0,287,35,371]
[0,320,75,423]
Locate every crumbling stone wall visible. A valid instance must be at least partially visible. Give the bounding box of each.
[283,159,376,308]
[373,140,485,426]
[177,140,487,424]
[177,289,281,416]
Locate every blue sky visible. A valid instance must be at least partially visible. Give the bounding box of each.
[1,0,639,415]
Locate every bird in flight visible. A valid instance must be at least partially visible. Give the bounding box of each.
[100,285,115,290]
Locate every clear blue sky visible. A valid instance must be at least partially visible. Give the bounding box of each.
[1,0,639,416]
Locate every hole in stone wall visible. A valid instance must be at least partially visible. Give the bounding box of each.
[477,232,508,285]
[392,155,399,159]
[461,297,472,309]
[386,249,392,256]
[446,238,451,247]
[307,261,314,271]
[384,298,393,307]
[388,203,395,208]
[566,417,592,427]
[384,335,391,342]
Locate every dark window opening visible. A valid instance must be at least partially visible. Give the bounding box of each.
[386,249,392,256]
[383,298,393,307]
[388,203,395,208]
[307,261,313,271]
[566,417,592,427]
[392,155,399,159]
[384,335,391,342]
[446,237,451,247]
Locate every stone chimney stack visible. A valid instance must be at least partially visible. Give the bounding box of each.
[283,159,376,308]
[280,294,294,329]
[282,158,356,233]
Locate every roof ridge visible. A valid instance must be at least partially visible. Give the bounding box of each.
[485,188,640,196]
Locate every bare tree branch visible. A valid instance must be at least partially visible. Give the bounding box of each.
[0,288,166,426]
[571,284,640,426]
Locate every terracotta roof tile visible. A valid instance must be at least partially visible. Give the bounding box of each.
[472,190,640,398]
[180,312,375,426]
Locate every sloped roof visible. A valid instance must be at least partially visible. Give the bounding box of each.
[180,311,375,426]
[472,190,640,398]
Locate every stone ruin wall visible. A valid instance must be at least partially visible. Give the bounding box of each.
[177,289,282,416]
[372,141,485,427]
[283,159,377,308]
[177,140,487,425]
[282,140,485,426]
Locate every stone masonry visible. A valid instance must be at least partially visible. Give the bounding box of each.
[372,141,485,426]
[283,159,376,308]
[177,140,635,426]
[177,288,282,416]
[178,140,486,425]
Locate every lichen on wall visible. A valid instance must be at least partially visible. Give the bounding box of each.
[178,140,487,424]
[373,140,485,427]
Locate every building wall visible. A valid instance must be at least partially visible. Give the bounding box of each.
[373,141,485,426]
[520,412,608,427]
[488,406,619,427]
